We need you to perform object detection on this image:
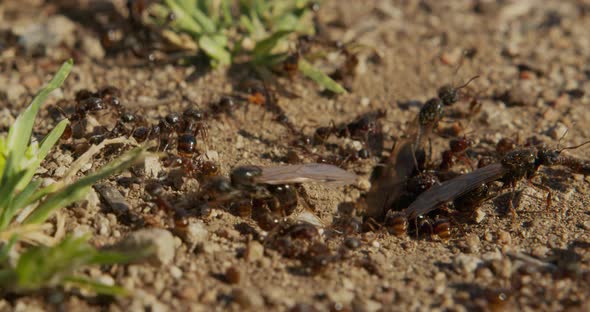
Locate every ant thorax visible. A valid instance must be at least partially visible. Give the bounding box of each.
[500,148,536,183]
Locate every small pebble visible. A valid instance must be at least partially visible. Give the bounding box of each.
[179,286,199,301]
[360,97,371,107]
[474,209,486,223]
[112,229,176,266]
[357,178,371,191]
[490,258,512,279]
[465,234,480,253]
[501,85,535,107]
[497,230,512,245]
[169,266,182,279]
[484,231,494,242]
[183,220,208,246]
[546,122,568,140]
[245,240,264,262]
[531,246,550,258]
[225,266,241,284]
[344,237,361,250]
[440,48,462,66]
[475,267,494,279]
[232,288,264,308]
[144,155,162,179]
[453,254,482,275]
[81,36,105,59]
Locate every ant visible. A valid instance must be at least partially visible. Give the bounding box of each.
[403,138,590,221]
[144,182,191,234]
[363,74,480,220]
[58,86,125,146]
[310,110,385,152]
[199,163,357,231]
[439,135,475,171]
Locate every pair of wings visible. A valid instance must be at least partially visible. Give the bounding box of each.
[403,163,506,219]
[254,163,359,186]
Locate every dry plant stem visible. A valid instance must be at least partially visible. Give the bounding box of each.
[0,223,54,245]
[63,137,138,184]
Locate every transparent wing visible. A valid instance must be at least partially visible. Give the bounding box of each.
[364,138,420,219]
[257,163,358,186]
[404,163,506,219]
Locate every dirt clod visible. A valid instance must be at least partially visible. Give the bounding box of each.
[113,229,176,266]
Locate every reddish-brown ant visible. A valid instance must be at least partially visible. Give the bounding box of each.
[439,135,475,170]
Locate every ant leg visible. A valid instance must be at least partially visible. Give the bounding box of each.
[456,154,474,171]
[528,181,552,210]
[422,219,434,240]
[439,204,466,237]
[507,182,518,221]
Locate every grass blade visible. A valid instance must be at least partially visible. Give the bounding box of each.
[252,30,292,60]
[6,60,72,162]
[176,0,217,33]
[0,235,18,263]
[0,179,42,229]
[23,147,145,225]
[0,157,27,214]
[199,35,231,65]
[298,58,347,94]
[163,0,203,34]
[15,119,69,192]
[63,276,128,296]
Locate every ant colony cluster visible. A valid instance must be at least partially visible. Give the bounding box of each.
[58,47,589,274]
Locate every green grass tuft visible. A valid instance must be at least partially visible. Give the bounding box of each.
[144,0,346,93]
[0,60,151,295]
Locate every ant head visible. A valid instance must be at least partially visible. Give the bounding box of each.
[419,98,444,127]
[537,137,590,167]
[357,117,377,133]
[230,165,263,188]
[437,85,457,106]
[536,147,561,167]
[438,76,480,106]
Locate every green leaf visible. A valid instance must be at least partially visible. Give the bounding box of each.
[15,119,69,192]
[252,30,292,59]
[0,235,18,264]
[0,179,42,229]
[248,9,266,39]
[23,147,145,225]
[272,13,299,31]
[63,276,128,296]
[9,235,94,290]
[298,58,347,94]
[175,0,217,33]
[6,60,72,163]
[163,0,203,35]
[0,158,27,216]
[89,248,151,266]
[252,52,288,66]
[198,35,231,65]
[220,0,233,26]
[38,119,69,162]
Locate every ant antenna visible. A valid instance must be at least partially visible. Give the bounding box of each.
[455,75,480,90]
[556,128,569,150]
[449,49,476,83]
[559,140,590,152]
[450,49,469,77]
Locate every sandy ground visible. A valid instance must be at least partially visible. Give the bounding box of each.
[1,0,590,311]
